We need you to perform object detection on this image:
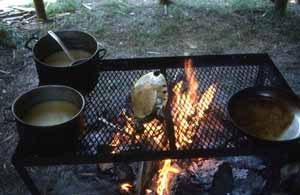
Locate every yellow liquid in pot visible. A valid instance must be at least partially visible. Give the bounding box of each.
[23,101,79,126]
[43,50,91,67]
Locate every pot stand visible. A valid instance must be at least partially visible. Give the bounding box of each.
[12,53,300,195]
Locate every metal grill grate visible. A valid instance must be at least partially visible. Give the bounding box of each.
[76,54,291,161]
[14,54,293,165]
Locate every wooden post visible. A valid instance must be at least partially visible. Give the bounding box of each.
[33,0,47,21]
[275,0,288,15]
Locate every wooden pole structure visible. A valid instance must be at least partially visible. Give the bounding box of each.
[275,0,288,15]
[33,0,47,21]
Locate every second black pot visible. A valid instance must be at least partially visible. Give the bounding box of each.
[25,31,106,95]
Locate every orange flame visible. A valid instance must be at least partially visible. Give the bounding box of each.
[111,59,216,195]
[111,59,216,152]
[120,183,133,193]
[172,59,217,149]
[156,159,181,195]
[110,113,165,154]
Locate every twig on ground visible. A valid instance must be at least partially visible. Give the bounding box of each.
[0,70,10,74]
[82,3,92,10]
[13,6,35,12]
[3,15,25,22]
[1,134,13,143]
[97,41,104,47]
[23,16,36,24]
[0,11,27,19]
[146,51,160,55]
[56,12,71,17]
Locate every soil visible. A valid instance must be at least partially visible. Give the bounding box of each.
[0,0,299,194]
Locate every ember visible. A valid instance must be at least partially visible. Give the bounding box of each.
[145,189,153,194]
[120,183,133,193]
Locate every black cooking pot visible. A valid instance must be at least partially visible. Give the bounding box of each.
[25,31,106,95]
[12,85,85,156]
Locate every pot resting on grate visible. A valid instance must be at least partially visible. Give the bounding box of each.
[77,54,292,161]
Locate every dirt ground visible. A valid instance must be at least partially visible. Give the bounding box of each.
[0,0,300,194]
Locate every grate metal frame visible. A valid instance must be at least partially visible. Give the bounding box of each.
[13,53,296,167]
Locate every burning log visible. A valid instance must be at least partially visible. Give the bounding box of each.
[109,112,169,154]
[156,160,181,195]
[136,161,160,195]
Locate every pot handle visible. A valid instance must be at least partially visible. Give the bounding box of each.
[2,106,14,123]
[96,47,107,61]
[24,35,39,51]
[96,42,107,61]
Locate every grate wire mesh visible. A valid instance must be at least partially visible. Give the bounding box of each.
[14,54,293,163]
[76,55,290,160]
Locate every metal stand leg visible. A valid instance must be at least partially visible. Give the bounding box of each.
[12,155,41,195]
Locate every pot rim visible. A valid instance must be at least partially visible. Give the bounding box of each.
[12,85,85,128]
[32,30,99,68]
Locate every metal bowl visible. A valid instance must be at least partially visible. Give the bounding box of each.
[228,87,300,142]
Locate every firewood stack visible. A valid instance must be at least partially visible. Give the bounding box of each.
[0,7,36,25]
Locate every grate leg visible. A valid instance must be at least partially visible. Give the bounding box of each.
[12,155,41,195]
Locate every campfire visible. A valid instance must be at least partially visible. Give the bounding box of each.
[11,52,297,195]
[110,59,217,153]
[107,59,219,194]
[77,54,293,195]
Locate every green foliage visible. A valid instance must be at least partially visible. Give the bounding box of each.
[229,0,271,11]
[175,0,273,12]
[46,0,80,16]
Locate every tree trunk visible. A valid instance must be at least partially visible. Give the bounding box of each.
[275,0,288,15]
[159,0,171,5]
[33,0,47,21]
